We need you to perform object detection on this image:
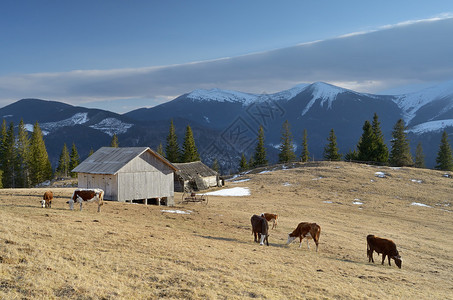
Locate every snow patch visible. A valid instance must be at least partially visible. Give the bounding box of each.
[28,113,89,135]
[161,209,192,214]
[232,178,250,183]
[301,82,347,116]
[411,179,423,183]
[375,172,386,178]
[407,119,453,135]
[411,202,432,208]
[204,187,250,196]
[353,199,363,205]
[283,182,291,186]
[89,118,133,136]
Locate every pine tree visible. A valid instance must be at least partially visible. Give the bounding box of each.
[300,129,310,162]
[110,134,119,147]
[212,159,220,174]
[323,129,342,161]
[371,113,389,163]
[278,120,296,163]
[253,125,268,167]
[16,119,31,187]
[29,122,52,186]
[56,143,70,177]
[165,120,180,163]
[248,155,255,169]
[344,148,359,161]
[239,153,248,172]
[156,143,165,157]
[435,131,453,171]
[0,119,7,171]
[356,121,376,162]
[181,125,200,162]
[414,142,426,168]
[69,143,80,178]
[2,122,16,188]
[88,148,94,156]
[389,119,413,167]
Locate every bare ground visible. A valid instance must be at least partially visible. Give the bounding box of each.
[0,161,452,299]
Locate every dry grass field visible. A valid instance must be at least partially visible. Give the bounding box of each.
[1,161,452,299]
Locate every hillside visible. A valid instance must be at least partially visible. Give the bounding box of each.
[0,162,452,299]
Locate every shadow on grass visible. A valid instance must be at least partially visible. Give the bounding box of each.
[196,234,289,248]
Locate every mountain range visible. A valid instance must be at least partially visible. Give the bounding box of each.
[1,81,453,173]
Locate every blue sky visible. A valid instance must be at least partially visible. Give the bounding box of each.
[1,1,453,113]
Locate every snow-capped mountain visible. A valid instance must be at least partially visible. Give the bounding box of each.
[2,80,453,171]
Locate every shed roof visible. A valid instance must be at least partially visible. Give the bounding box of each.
[72,147,178,175]
[174,161,218,181]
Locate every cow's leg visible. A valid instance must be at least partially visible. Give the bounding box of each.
[299,236,303,248]
[314,238,319,252]
[306,238,310,250]
[388,255,391,266]
[97,201,101,212]
[381,254,386,265]
[260,234,266,246]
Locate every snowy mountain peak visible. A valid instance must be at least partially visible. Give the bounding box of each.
[187,88,258,104]
[301,82,348,116]
[394,80,453,123]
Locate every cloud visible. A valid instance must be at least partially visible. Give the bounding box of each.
[1,16,453,113]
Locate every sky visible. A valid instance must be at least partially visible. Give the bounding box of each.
[1,1,453,113]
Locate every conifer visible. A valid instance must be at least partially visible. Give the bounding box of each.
[69,143,80,178]
[253,125,268,167]
[371,113,389,163]
[357,121,375,162]
[165,120,180,163]
[29,122,52,186]
[278,120,296,163]
[300,129,310,162]
[389,119,413,167]
[56,143,70,177]
[181,125,200,162]
[2,122,16,188]
[156,143,165,157]
[323,128,342,161]
[435,131,453,171]
[212,159,220,174]
[16,119,31,187]
[110,134,119,147]
[414,142,426,169]
[239,153,248,172]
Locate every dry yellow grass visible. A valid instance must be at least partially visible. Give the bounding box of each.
[0,161,452,299]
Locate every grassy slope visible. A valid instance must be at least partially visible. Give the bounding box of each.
[0,161,452,299]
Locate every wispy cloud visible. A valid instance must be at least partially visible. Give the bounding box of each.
[1,16,453,113]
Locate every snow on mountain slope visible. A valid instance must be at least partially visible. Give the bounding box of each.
[407,119,453,135]
[89,118,133,136]
[27,113,89,135]
[301,82,351,116]
[394,80,453,123]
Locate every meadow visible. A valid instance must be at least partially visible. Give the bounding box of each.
[0,161,452,299]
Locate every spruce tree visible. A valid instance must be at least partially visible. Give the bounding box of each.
[2,122,16,188]
[300,129,310,162]
[414,142,426,168]
[389,119,413,167]
[248,155,255,169]
[88,148,94,156]
[356,121,376,162]
[29,122,52,186]
[371,113,389,163]
[56,143,70,177]
[156,143,165,157]
[16,119,31,187]
[435,131,453,171]
[165,120,180,163]
[212,159,220,174]
[278,120,296,163]
[110,134,119,147]
[323,128,341,161]
[239,153,248,172]
[69,143,80,178]
[181,125,200,162]
[0,119,7,171]
[344,148,359,161]
[253,125,268,167]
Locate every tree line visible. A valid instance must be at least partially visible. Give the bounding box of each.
[239,113,453,172]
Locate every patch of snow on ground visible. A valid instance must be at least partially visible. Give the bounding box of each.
[411,179,423,183]
[232,178,250,183]
[411,202,432,208]
[283,182,291,186]
[204,187,250,196]
[375,172,386,178]
[89,118,133,136]
[259,170,271,174]
[312,177,323,180]
[353,199,363,205]
[161,209,192,214]
[323,201,333,204]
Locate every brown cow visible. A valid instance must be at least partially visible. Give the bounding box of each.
[42,191,53,208]
[287,222,321,251]
[251,214,269,246]
[260,213,278,229]
[367,235,402,268]
[71,189,104,212]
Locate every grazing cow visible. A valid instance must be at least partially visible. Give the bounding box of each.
[287,222,321,251]
[251,214,269,246]
[260,213,278,229]
[42,191,53,208]
[367,235,402,269]
[71,189,104,212]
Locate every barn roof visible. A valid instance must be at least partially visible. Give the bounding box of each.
[72,147,178,175]
[173,161,218,181]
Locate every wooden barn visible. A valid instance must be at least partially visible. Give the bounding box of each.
[72,147,178,206]
[173,161,220,192]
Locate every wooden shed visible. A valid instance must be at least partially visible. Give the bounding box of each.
[173,161,220,192]
[72,147,178,206]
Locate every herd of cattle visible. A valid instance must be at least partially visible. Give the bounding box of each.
[38,190,402,269]
[252,213,402,269]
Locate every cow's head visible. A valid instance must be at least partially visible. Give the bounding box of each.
[393,255,402,269]
[287,233,296,245]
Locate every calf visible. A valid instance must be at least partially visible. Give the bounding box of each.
[367,234,402,268]
[71,189,104,212]
[260,213,278,229]
[287,222,321,252]
[43,191,53,208]
[251,214,269,246]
